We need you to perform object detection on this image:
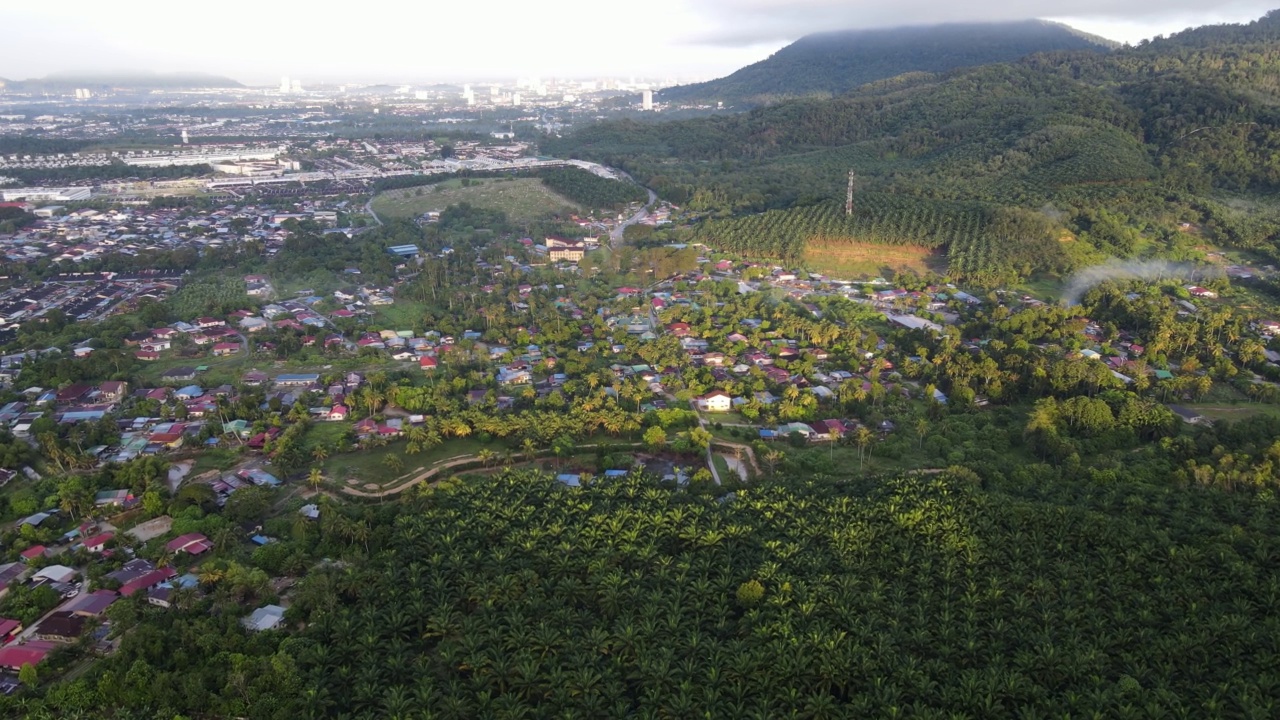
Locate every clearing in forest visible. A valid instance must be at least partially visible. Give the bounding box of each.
[801,238,945,277]
[371,177,579,224]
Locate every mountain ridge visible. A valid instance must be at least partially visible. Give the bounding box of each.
[553,11,1280,284]
[659,19,1118,107]
[2,72,245,90]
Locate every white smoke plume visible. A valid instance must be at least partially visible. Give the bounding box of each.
[1061,259,1223,305]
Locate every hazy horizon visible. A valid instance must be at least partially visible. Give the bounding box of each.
[3,1,1275,86]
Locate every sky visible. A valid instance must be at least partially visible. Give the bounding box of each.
[2,0,1275,85]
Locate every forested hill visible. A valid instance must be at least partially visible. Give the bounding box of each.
[3,72,245,91]
[659,20,1117,106]
[551,11,1280,284]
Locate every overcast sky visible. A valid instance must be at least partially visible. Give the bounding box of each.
[3,0,1274,85]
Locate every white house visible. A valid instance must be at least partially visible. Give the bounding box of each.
[699,391,733,413]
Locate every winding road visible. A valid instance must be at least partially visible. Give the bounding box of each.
[609,187,658,248]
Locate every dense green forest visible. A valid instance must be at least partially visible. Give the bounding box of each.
[660,20,1115,106]
[535,167,647,210]
[4,162,213,186]
[551,11,1280,281]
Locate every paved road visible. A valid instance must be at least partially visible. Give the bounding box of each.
[364,197,383,227]
[609,188,658,248]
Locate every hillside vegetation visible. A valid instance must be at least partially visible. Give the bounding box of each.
[552,12,1280,283]
[661,20,1115,106]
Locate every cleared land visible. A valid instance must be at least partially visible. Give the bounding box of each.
[1183,404,1280,422]
[800,240,944,278]
[371,178,579,225]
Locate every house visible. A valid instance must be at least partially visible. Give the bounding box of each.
[58,589,117,617]
[161,367,198,383]
[98,381,128,402]
[419,356,438,371]
[243,604,286,632]
[548,243,586,263]
[195,317,225,329]
[56,383,94,404]
[95,489,133,507]
[327,405,348,421]
[165,533,213,556]
[276,373,320,387]
[119,567,177,597]
[212,342,240,356]
[698,391,733,413]
[0,619,21,643]
[1185,286,1218,299]
[0,641,57,672]
[135,350,160,362]
[1170,405,1211,426]
[81,532,114,553]
[34,612,84,642]
[34,565,76,584]
[19,546,46,563]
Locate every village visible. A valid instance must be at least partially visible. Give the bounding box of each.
[0,154,1277,692]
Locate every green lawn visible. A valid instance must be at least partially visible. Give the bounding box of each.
[189,448,243,476]
[322,437,489,489]
[372,300,429,330]
[371,177,579,225]
[711,454,732,482]
[1182,403,1280,423]
[137,350,251,387]
[303,422,354,452]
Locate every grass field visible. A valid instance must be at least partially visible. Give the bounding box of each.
[801,241,945,279]
[138,350,250,388]
[371,178,579,225]
[1183,403,1280,423]
[372,300,429,330]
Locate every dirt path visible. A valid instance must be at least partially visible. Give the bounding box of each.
[719,453,749,483]
[710,440,761,476]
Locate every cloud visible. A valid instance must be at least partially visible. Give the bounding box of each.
[2,0,1275,82]
[680,0,1276,45]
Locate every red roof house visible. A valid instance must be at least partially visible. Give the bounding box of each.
[82,532,114,553]
[119,567,177,597]
[165,533,213,556]
[0,641,57,672]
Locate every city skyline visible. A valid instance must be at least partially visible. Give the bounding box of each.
[2,1,1276,85]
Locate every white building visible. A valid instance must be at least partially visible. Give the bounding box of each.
[642,89,653,111]
[1,187,91,202]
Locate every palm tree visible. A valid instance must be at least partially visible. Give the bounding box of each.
[308,466,324,491]
[384,454,404,475]
[855,426,874,471]
[477,449,497,467]
[212,527,238,553]
[311,445,329,463]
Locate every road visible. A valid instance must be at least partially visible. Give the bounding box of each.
[609,187,658,248]
[364,197,383,227]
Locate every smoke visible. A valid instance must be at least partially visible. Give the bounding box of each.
[1061,259,1223,305]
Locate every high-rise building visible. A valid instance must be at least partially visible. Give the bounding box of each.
[462,84,475,105]
[181,129,190,144]
[641,89,653,111]
[279,76,291,93]
[512,93,522,107]
[290,79,303,93]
